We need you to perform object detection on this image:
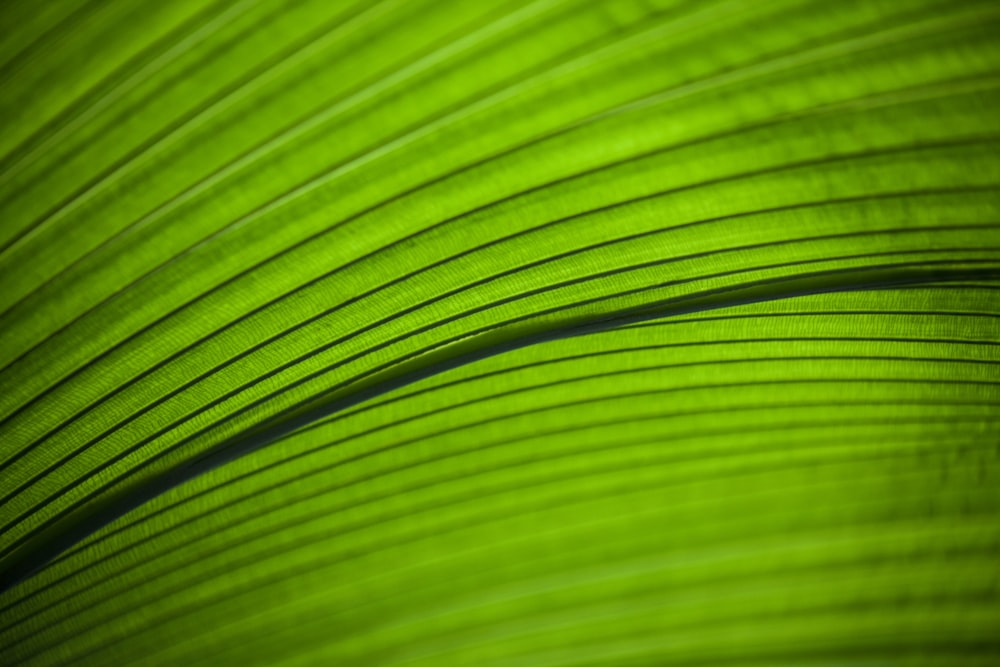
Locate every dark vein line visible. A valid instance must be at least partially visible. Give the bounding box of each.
[3,349,995,628]
[296,335,1000,438]
[4,137,995,476]
[0,261,996,591]
[29,323,1000,585]
[2,207,993,523]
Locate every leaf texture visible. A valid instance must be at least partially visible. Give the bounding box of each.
[0,0,997,664]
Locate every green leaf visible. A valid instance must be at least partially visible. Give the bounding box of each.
[0,0,997,664]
